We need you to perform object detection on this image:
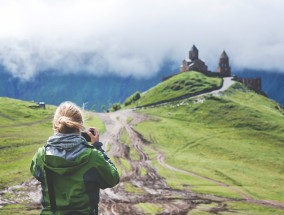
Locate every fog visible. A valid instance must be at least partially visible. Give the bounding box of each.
[0,0,283,79]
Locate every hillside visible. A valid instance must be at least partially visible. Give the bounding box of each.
[0,97,105,213]
[1,73,284,214]
[132,82,284,213]
[124,71,222,107]
[235,69,284,106]
[0,98,55,189]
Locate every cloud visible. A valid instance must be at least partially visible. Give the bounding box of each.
[0,0,283,79]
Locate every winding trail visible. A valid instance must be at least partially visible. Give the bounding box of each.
[96,108,284,214]
[157,152,252,200]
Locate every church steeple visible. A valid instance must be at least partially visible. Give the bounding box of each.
[189,45,199,61]
[220,50,228,59]
[217,50,231,77]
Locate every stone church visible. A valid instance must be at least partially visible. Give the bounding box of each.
[180,45,231,77]
[180,45,208,73]
[176,45,262,92]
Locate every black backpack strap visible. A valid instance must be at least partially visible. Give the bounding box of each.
[44,167,57,212]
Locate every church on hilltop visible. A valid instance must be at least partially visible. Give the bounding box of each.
[173,44,262,92]
[180,45,231,77]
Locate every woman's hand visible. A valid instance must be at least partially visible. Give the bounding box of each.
[87,127,99,143]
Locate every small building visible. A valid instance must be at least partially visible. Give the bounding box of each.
[38,102,46,109]
[180,45,208,73]
[28,101,46,109]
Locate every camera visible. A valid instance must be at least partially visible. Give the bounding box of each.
[81,129,96,142]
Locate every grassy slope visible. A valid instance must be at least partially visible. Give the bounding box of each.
[134,83,284,206]
[0,98,55,190]
[0,97,105,190]
[125,71,222,107]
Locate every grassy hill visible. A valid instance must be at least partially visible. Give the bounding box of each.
[0,98,55,190]
[0,97,104,189]
[124,71,222,107]
[133,81,284,213]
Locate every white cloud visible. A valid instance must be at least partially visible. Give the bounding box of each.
[0,0,283,79]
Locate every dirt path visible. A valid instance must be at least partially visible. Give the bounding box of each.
[96,109,284,213]
[156,152,252,200]
[97,109,198,214]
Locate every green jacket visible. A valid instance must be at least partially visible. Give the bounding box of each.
[30,133,119,215]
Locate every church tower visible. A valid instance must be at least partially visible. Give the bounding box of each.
[189,45,199,61]
[217,51,231,77]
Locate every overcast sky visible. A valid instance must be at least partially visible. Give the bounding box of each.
[0,0,283,79]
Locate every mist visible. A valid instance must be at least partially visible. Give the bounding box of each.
[0,0,283,80]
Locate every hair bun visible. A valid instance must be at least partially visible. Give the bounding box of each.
[58,116,71,125]
[52,102,84,134]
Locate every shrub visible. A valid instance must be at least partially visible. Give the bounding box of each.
[124,91,141,106]
[110,103,122,111]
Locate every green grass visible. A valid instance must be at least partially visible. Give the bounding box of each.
[134,83,284,204]
[83,110,106,133]
[0,97,55,189]
[124,181,146,195]
[135,202,164,214]
[120,128,132,146]
[223,201,284,215]
[0,97,106,213]
[120,128,140,161]
[140,143,242,199]
[0,204,40,215]
[125,71,222,107]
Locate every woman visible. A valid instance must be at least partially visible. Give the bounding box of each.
[30,101,119,215]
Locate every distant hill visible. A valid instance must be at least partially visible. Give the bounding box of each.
[124,71,222,107]
[0,64,283,110]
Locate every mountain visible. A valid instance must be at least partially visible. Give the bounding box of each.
[0,62,175,111]
[0,64,284,110]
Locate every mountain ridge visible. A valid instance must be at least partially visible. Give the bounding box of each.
[0,64,283,110]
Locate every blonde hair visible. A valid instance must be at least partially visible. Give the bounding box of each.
[53,101,84,133]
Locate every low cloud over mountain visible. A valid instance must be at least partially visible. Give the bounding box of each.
[0,0,283,80]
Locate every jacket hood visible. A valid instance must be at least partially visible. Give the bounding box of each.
[41,133,94,175]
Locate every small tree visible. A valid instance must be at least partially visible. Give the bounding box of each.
[101,104,106,112]
[124,91,141,106]
[110,103,122,112]
[92,104,96,112]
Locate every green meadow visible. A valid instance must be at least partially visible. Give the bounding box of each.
[0,98,104,191]
[134,82,284,213]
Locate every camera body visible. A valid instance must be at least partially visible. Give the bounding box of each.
[81,129,96,142]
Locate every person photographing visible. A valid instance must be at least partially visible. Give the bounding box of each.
[30,101,119,215]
